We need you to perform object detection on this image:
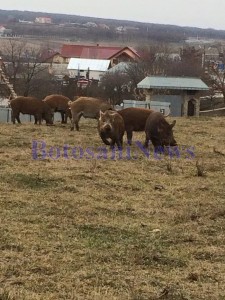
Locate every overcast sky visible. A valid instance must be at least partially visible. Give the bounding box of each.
[1,0,225,30]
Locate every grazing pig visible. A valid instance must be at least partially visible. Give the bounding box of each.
[10,96,53,125]
[98,110,125,149]
[68,97,113,131]
[118,107,155,145]
[144,111,177,150]
[43,94,72,124]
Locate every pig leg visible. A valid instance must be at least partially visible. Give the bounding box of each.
[120,137,123,147]
[12,111,21,124]
[75,114,82,131]
[71,113,82,131]
[143,132,150,148]
[70,116,78,131]
[61,112,65,124]
[11,112,16,124]
[66,109,72,125]
[15,113,21,124]
[154,145,165,156]
[70,113,76,131]
[36,114,42,125]
[70,118,75,131]
[116,139,123,150]
[75,120,79,131]
[110,139,116,149]
[64,111,70,124]
[111,138,123,150]
[127,130,133,145]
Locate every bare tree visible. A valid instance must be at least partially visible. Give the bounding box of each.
[125,43,172,97]
[0,39,50,97]
[0,39,26,85]
[135,44,171,75]
[203,46,225,103]
[173,46,203,77]
[99,70,130,105]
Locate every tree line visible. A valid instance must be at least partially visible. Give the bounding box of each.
[2,9,225,43]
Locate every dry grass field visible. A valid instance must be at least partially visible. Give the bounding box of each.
[0,116,225,300]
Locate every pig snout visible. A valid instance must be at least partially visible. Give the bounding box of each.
[102,123,112,132]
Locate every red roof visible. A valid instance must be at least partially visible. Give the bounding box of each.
[108,46,141,59]
[61,44,123,59]
[39,49,60,62]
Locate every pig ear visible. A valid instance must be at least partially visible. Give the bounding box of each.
[110,111,118,119]
[99,110,103,119]
[170,120,176,129]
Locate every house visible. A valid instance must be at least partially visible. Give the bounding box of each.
[35,17,52,24]
[19,19,34,24]
[98,24,110,30]
[116,26,126,33]
[124,26,139,32]
[0,25,6,36]
[38,49,62,63]
[0,25,12,36]
[58,44,140,65]
[45,44,140,82]
[137,76,209,117]
[84,22,98,28]
[109,46,140,65]
[67,58,111,81]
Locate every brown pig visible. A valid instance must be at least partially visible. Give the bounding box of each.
[68,97,113,131]
[43,94,72,124]
[118,107,155,145]
[144,111,177,151]
[10,96,53,125]
[98,110,125,149]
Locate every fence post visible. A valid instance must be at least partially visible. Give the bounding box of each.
[7,108,9,122]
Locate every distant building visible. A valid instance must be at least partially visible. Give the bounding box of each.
[0,25,12,36]
[84,22,97,28]
[115,26,139,34]
[35,17,52,24]
[19,19,34,24]
[67,58,111,81]
[137,76,209,117]
[58,44,140,65]
[124,26,139,31]
[116,26,126,33]
[98,24,110,30]
[0,26,6,35]
[39,48,61,63]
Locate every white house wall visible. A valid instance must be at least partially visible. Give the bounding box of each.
[68,69,105,80]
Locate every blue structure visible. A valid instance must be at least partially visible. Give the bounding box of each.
[137,76,209,116]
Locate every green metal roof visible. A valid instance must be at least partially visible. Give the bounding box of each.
[137,76,209,91]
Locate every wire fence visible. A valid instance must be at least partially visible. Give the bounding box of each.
[0,107,63,123]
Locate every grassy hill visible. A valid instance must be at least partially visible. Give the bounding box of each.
[1,9,225,44]
[0,116,225,299]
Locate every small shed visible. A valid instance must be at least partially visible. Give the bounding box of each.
[137,76,209,116]
[67,58,111,81]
